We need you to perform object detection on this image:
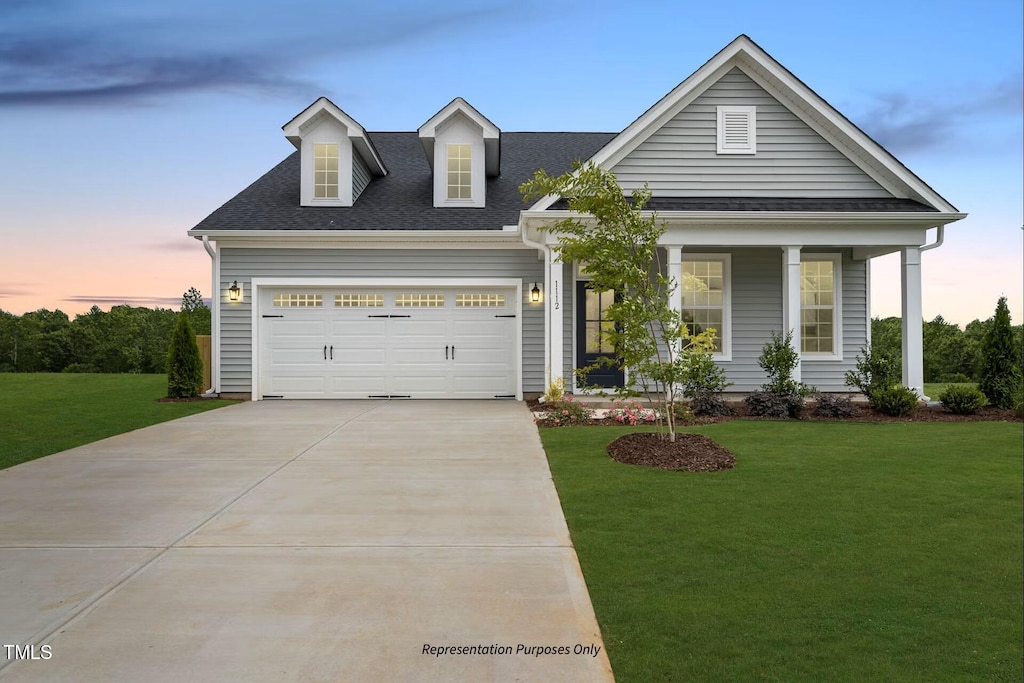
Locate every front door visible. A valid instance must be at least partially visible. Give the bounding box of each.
[575,282,624,388]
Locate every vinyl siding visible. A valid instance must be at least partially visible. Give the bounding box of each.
[610,67,891,198]
[352,152,372,201]
[562,248,868,393]
[219,247,544,394]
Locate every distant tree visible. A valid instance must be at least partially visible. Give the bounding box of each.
[870,317,902,369]
[978,297,1023,409]
[0,310,17,372]
[181,287,211,336]
[923,315,973,382]
[166,313,203,398]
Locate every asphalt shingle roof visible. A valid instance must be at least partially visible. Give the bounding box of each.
[191,132,616,231]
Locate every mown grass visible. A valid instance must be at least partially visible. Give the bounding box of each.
[541,421,1023,682]
[0,374,238,470]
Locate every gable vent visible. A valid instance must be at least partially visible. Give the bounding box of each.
[717,106,756,154]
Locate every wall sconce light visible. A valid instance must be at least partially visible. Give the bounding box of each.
[530,283,542,303]
[228,281,242,302]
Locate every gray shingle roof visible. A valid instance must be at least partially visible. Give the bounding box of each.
[191,132,616,231]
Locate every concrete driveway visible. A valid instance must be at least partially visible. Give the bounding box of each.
[0,400,613,682]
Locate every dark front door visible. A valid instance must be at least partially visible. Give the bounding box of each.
[575,281,624,388]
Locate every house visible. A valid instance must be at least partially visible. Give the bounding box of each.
[188,35,965,401]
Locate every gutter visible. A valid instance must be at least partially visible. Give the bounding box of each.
[201,236,218,397]
[519,222,554,390]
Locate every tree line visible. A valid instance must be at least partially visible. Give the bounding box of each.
[872,312,1023,384]
[0,289,210,374]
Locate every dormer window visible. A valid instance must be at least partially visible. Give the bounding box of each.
[314,143,339,199]
[447,144,472,199]
[418,97,500,208]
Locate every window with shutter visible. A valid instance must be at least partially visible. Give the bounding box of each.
[716,106,756,154]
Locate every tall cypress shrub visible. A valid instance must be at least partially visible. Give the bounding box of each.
[167,312,203,398]
[978,297,1022,409]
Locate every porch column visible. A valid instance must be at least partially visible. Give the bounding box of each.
[781,246,802,382]
[666,245,683,350]
[901,247,925,398]
[548,249,564,389]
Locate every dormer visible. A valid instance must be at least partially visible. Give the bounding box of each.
[417,98,500,208]
[282,97,386,207]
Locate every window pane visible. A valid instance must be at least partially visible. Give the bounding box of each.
[585,322,602,353]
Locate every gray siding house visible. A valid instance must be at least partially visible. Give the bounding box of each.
[189,35,965,401]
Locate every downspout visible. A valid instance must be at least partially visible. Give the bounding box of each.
[520,221,553,391]
[201,236,219,396]
[919,225,944,252]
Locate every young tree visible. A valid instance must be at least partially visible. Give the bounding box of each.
[520,162,717,441]
[181,287,211,335]
[978,296,1023,409]
[166,312,203,398]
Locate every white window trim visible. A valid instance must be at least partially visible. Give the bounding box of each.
[716,106,756,155]
[445,143,473,201]
[682,253,732,362]
[800,253,843,362]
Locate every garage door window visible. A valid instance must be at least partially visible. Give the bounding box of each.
[395,294,445,307]
[456,293,505,307]
[335,294,384,307]
[273,293,322,307]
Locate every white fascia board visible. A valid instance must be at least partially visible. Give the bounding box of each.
[524,209,966,227]
[189,230,528,249]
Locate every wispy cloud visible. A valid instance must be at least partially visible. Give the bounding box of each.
[0,1,520,107]
[854,77,1023,154]
[0,285,36,298]
[146,240,208,253]
[64,295,184,308]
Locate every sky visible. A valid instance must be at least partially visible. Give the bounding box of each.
[0,0,1021,327]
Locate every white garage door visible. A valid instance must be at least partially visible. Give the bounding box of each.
[258,287,517,399]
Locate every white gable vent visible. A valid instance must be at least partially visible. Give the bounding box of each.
[717,106,756,154]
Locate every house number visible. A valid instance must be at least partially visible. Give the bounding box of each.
[554,281,559,310]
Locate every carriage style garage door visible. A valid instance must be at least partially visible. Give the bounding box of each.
[258,286,518,399]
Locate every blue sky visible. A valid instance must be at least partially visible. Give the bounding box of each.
[1,0,1021,326]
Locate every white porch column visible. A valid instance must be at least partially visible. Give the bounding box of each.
[548,250,564,389]
[901,247,925,397]
[666,245,683,342]
[781,246,803,382]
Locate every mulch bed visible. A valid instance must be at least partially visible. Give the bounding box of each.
[156,396,216,403]
[607,432,736,472]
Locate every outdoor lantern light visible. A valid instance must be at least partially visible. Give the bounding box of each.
[228,281,242,302]
[530,283,542,303]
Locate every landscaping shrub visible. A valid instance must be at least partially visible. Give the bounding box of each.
[938,385,987,415]
[689,392,733,417]
[978,297,1023,409]
[746,331,812,418]
[606,399,658,426]
[166,313,203,399]
[538,396,594,426]
[745,390,804,418]
[845,343,901,400]
[813,393,854,418]
[870,385,919,416]
[679,351,731,418]
[671,400,695,426]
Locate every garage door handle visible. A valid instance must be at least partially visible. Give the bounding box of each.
[451,345,455,359]
[323,345,327,360]
[445,345,449,360]
[330,345,333,360]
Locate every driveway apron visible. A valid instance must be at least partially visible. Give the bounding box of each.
[0,400,613,682]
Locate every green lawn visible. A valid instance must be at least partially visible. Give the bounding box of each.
[541,422,1023,682]
[924,382,978,399]
[0,374,238,470]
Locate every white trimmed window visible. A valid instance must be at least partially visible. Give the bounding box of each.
[800,255,842,356]
[314,143,339,199]
[446,144,472,199]
[681,255,731,357]
[716,106,756,154]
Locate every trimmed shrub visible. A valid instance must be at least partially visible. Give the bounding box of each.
[979,297,1023,409]
[814,393,854,419]
[870,385,919,417]
[745,390,804,418]
[938,385,987,415]
[167,313,203,398]
[689,392,733,417]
